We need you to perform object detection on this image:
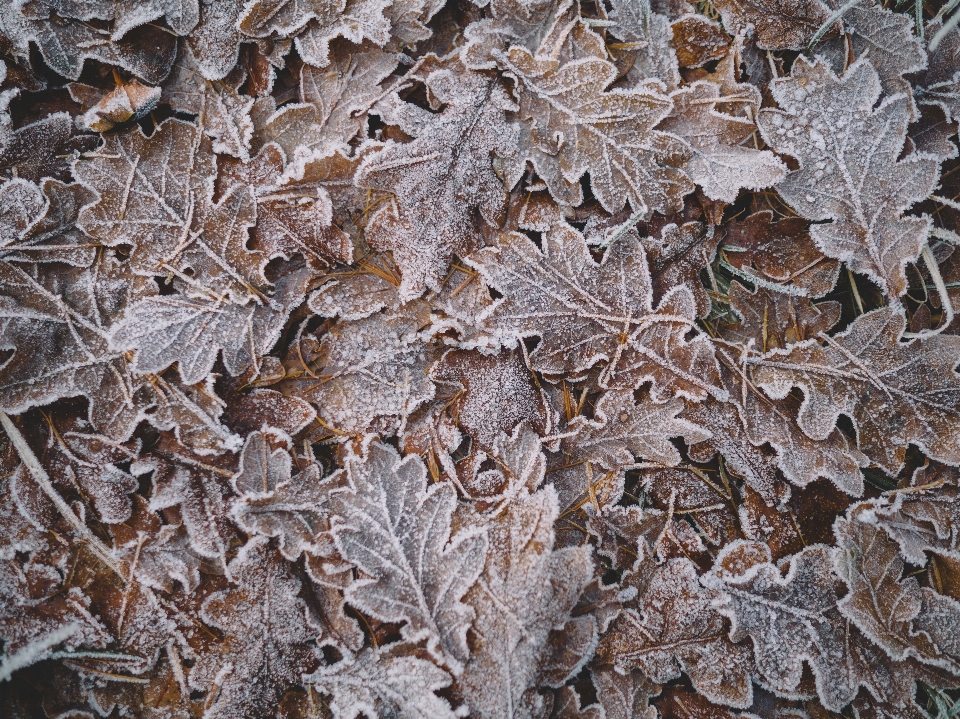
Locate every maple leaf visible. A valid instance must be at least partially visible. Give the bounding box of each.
[305,645,460,719]
[456,486,594,718]
[561,389,710,469]
[660,80,785,202]
[190,536,319,719]
[466,200,722,400]
[749,305,960,476]
[702,540,858,711]
[756,57,940,298]
[329,438,487,672]
[238,0,392,68]
[498,31,694,216]
[711,0,832,49]
[230,429,342,560]
[597,558,755,708]
[356,60,520,299]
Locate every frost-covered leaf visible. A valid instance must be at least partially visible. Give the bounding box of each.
[661,80,785,202]
[230,429,342,560]
[703,541,856,710]
[757,57,940,298]
[162,43,254,159]
[711,0,832,49]
[5,7,178,82]
[71,79,161,133]
[110,266,312,386]
[190,536,318,719]
[133,437,238,562]
[598,558,755,708]
[629,220,719,319]
[834,510,955,668]
[75,119,214,276]
[282,40,398,154]
[283,300,435,435]
[466,200,722,400]
[721,210,841,297]
[873,463,960,564]
[112,495,201,594]
[750,305,960,475]
[561,389,709,469]
[500,32,693,215]
[356,60,520,299]
[219,142,357,266]
[815,0,927,108]
[0,257,157,441]
[917,16,960,123]
[239,0,392,68]
[461,0,575,70]
[306,645,459,719]
[456,486,594,718]
[329,438,486,672]
[431,348,545,452]
[721,282,841,351]
[590,666,659,719]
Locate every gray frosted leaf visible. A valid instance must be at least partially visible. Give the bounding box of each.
[661,80,785,202]
[283,300,435,436]
[757,57,940,298]
[230,429,343,560]
[356,60,520,299]
[330,438,487,673]
[306,645,459,719]
[456,486,594,719]
[466,197,721,401]
[562,390,709,469]
[703,541,856,711]
[750,305,960,476]
[110,267,311,386]
[597,558,755,708]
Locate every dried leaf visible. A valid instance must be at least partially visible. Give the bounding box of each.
[757,57,940,298]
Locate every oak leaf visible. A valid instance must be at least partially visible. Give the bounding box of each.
[500,36,694,215]
[466,202,722,400]
[330,438,487,672]
[356,61,520,299]
[757,57,940,298]
[750,305,960,476]
[190,536,319,719]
